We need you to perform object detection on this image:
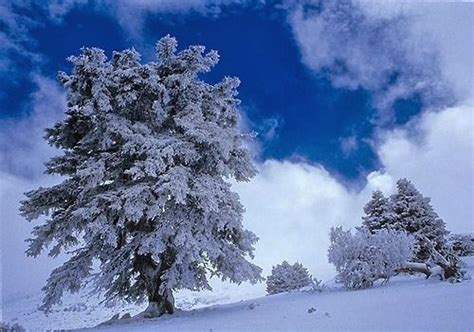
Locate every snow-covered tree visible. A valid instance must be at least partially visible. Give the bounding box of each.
[19,36,262,317]
[390,178,449,262]
[361,190,393,233]
[266,261,312,295]
[448,233,474,257]
[0,321,25,332]
[328,227,415,289]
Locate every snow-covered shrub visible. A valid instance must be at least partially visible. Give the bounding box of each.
[310,277,327,292]
[0,322,25,332]
[328,227,415,289]
[266,261,312,294]
[448,233,474,257]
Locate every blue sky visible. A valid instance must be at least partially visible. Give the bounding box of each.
[1,0,473,300]
[1,0,439,183]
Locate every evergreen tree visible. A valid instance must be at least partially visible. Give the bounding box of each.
[361,190,393,233]
[448,233,474,257]
[266,261,312,295]
[20,36,262,317]
[390,178,449,262]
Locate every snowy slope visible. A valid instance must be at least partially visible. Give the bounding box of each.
[1,279,265,330]
[86,257,474,332]
[4,258,474,331]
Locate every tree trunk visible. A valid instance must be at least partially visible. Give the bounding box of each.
[139,248,176,318]
[143,287,175,318]
[397,256,462,281]
[396,236,464,281]
[397,262,434,278]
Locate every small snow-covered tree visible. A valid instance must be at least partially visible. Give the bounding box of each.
[0,321,25,332]
[361,190,393,233]
[390,178,449,262]
[266,261,312,294]
[448,233,474,257]
[328,227,414,289]
[20,36,262,317]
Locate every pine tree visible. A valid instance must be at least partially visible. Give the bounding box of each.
[361,190,393,233]
[19,36,262,317]
[266,261,312,295]
[390,178,449,262]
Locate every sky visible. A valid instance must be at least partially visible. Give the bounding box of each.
[0,0,473,302]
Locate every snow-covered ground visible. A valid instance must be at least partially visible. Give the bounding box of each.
[1,280,265,330]
[3,257,473,331]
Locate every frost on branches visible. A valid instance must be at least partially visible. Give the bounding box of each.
[362,179,449,263]
[19,36,262,317]
[266,261,312,295]
[361,190,392,233]
[390,179,449,262]
[449,233,474,257]
[328,227,414,289]
[338,178,465,287]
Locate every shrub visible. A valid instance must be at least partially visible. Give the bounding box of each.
[266,261,312,294]
[328,227,415,289]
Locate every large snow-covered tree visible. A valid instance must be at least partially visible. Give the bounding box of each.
[390,178,449,262]
[20,36,262,317]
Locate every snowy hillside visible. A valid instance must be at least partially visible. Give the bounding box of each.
[1,280,265,331]
[85,257,474,332]
[3,257,472,331]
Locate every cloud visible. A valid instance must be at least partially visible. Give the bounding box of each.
[0,2,45,78]
[5,99,471,299]
[340,135,358,157]
[11,1,254,42]
[258,117,282,142]
[0,0,242,84]
[1,0,472,305]
[0,75,65,179]
[94,0,240,39]
[0,76,65,300]
[375,102,474,233]
[234,160,358,278]
[358,2,474,104]
[287,1,473,119]
[234,106,473,281]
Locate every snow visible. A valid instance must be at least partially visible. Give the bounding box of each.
[4,257,474,331]
[19,36,262,314]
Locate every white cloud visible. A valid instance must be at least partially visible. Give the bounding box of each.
[1,0,472,304]
[287,1,473,118]
[358,1,474,104]
[233,102,473,281]
[40,0,254,41]
[0,2,44,77]
[2,81,472,301]
[95,0,234,39]
[340,135,358,157]
[234,160,359,279]
[0,76,65,300]
[0,75,65,179]
[375,103,474,233]
[0,1,245,80]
